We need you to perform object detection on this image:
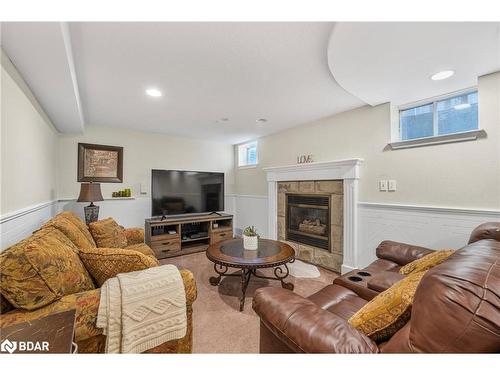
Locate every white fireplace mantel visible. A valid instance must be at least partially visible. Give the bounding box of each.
[263,159,363,274]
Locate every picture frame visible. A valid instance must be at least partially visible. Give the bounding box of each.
[77,143,123,183]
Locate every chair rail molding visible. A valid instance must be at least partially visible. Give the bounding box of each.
[263,159,363,274]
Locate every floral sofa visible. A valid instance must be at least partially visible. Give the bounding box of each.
[0,211,197,353]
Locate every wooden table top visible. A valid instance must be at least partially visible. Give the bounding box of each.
[0,309,76,354]
[206,238,294,268]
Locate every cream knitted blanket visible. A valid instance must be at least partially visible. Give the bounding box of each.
[96,264,187,353]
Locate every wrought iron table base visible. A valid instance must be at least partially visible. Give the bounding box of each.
[209,261,295,311]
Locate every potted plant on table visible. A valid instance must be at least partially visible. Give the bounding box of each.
[243,226,259,250]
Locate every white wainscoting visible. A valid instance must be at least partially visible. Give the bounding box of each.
[3,196,500,266]
[358,202,500,268]
[0,201,60,250]
[0,195,237,250]
[230,194,269,238]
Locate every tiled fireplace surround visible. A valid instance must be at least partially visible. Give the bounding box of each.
[264,159,362,274]
[277,180,343,271]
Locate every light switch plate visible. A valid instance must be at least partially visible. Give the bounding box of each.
[379,180,388,192]
[388,180,397,191]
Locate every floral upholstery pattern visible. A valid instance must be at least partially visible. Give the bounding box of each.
[123,228,145,246]
[42,215,96,251]
[125,243,156,258]
[0,289,102,342]
[79,247,160,286]
[0,212,197,353]
[88,218,128,248]
[1,270,197,353]
[0,227,95,310]
[399,249,455,275]
[349,271,426,343]
[58,211,96,248]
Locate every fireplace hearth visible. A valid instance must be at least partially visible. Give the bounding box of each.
[286,194,330,250]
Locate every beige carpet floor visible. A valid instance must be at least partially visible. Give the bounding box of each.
[162,252,338,353]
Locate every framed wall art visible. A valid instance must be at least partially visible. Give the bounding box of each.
[77,143,123,183]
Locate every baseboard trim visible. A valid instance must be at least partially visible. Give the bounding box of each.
[358,202,500,217]
[0,200,58,224]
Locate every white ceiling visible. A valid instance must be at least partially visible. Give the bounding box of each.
[2,22,499,143]
[1,22,364,143]
[328,22,500,106]
[1,22,85,133]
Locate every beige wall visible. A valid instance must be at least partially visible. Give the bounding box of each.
[1,53,59,214]
[57,125,235,200]
[234,72,500,210]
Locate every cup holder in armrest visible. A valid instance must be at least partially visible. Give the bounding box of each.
[357,271,371,277]
[348,276,363,282]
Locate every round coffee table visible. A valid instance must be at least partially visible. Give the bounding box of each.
[206,239,295,311]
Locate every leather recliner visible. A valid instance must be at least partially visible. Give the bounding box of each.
[252,222,500,353]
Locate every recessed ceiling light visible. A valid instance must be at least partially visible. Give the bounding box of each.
[431,70,455,81]
[454,103,471,110]
[256,118,268,124]
[145,88,162,97]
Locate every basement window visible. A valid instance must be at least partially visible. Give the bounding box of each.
[387,88,486,150]
[238,141,258,167]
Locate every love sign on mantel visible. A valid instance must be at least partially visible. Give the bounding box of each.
[296,154,313,164]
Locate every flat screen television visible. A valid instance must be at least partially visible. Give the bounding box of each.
[151,169,224,216]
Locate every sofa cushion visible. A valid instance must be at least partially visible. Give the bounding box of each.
[88,218,128,248]
[348,271,426,343]
[399,250,454,275]
[123,228,145,246]
[0,227,95,310]
[57,211,96,248]
[126,243,156,258]
[307,284,368,320]
[43,215,95,251]
[367,272,406,293]
[79,247,159,286]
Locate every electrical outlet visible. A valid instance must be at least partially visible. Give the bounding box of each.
[379,180,388,192]
[388,180,397,192]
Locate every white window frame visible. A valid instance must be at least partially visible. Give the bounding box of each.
[387,87,486,150]
[237,140,258,168]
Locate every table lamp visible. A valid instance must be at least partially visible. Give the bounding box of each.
[77,182,104,224]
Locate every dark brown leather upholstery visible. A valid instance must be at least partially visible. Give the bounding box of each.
[367,272,405,293]
[332,241,434,299]
[468,222,500,244]
[376,241,434,266]
[383,239,500,353]
[252,287,378,353]
[253,223,500,353]
[307,284,368,320]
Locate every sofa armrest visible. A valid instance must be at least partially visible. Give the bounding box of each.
[179,269,197,305]
[367,271,406,292]
[376,241,434,266]
[252,287,378,353]
[123,228,145,246]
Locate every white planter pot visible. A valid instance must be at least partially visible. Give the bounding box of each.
[243,235,258,250]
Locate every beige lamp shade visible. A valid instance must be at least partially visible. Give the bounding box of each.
[77,183,104,203]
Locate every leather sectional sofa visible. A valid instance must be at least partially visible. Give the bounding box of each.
[253,222,500,353]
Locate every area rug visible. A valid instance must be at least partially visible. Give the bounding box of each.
[288,259,321,278]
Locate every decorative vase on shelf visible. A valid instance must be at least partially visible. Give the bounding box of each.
[242,225,259,250]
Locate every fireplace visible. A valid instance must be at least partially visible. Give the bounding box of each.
[286,194,330,250]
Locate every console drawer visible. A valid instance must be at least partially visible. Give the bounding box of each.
[211,230,233,244]
[151,239,181,258]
